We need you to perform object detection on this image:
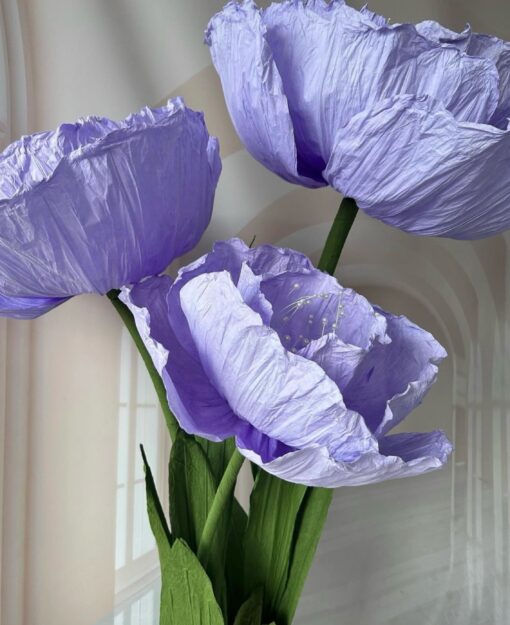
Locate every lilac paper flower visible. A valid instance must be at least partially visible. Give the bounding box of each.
[0,99,221,319]
[206,0,510,239]
[121,239,452,488]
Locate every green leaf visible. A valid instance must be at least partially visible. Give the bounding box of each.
[278,488,333,625]
[196,436,236,485]
[161,539,225,625]
[225,500,248,622]
[233,588,264,625]
[243,471,307,622]
[170,432,246,618]
[141,445,172,556]
[169,431,217,552]
[194,436,248,622]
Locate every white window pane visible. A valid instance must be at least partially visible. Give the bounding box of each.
[130,589,154,625]
[136,355,157,406]
[119,328,132,404]
[132,482,155,560]
[116,405,129,485]
[114,612,125,625]
[134,405,159,481]
[115,486,128,570]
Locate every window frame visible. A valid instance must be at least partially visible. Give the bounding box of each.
[114,328,170,601]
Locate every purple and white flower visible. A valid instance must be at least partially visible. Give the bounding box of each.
[122,238,452,488]
[206,0,510,239]
[0,98,221,318]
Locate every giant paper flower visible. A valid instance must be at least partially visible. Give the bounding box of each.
[122,239,452,487]
[206,0,510,239]
[0,99,221,319]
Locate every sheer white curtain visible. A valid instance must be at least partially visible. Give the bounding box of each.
[0,2,31,624]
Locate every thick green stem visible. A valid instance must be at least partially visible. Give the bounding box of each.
[318,197,358,274]
[198,448,245,562]
[107,289,178,441]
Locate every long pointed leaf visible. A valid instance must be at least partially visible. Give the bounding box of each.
[141,445,172,553]
[162,539,225,625]
[169,431,217,552]
[233,588,264,625]
[170,432,249,620]
[195,437,249,623]
[141,446,174,625]
[279,488,333,625]
[225,499,248,622]
[243,471,307,622]
[196,436,236,485]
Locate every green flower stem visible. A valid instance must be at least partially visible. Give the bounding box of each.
[107,288,179,442]
[317,197,358,274]
[198,448,245,562]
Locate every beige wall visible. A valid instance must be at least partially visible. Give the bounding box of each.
[1,1,510,624]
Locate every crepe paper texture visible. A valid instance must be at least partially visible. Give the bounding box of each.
[0,98,221,318]
[207,0,510,239]
[121,238,452,488]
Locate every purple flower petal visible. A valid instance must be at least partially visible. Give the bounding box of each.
[205,1,324,186]
[236,262,273,324]
[325,94,510,238]
[342,308,447,436]
[0,99,220,317]
[121,276,240,442]
[208,2,509,239]
[179,270,376,461]
[168,238,314,356]
[415,20,472,51]
[298,333,366,393]
[0,293,69,319]
[238,428,452,487]
[466,36,510,129]
[359,6,388,28]
[262,0,497,169]
[378,430,452,464]
[261,270,388,351]
[416,21,510,129]
[176,238,314,287]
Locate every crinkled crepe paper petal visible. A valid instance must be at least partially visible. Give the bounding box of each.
[179,270,377,461]
[325,94,510,239]
[261,270,388,351]
[207,1,510,239]
[205,0,325,186]
[343,307,447,436]
[0,99,220,315]
[0,293,69,319]
[416,20,510,128]
[121,277,239,442]
[263,0,498,169]
[239,429,452,487]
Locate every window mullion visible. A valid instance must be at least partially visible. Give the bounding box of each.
[125,340,139,567]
